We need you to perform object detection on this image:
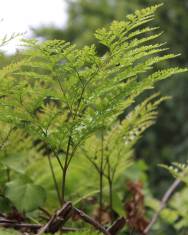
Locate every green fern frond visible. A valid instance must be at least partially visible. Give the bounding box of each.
[0,4,187,209]
[161,162,188,184]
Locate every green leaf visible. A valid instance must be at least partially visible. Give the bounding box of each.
[0,229,20,235]
[5,179,46,212]
[1,154,26,174]
[112,192,124,216]
[0,196,11,213]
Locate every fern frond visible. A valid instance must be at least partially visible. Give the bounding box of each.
[0,4,187,208]
[161,162,188,184]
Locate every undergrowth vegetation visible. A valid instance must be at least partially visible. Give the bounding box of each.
[0,4,187,235]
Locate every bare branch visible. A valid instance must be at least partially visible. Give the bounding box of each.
[37,201,73,235]
[0,219,77,233]
[73,207,110,235]
[144,178,181,234]
[107,217,127,235]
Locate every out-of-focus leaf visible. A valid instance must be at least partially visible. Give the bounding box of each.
[112,192,124,216]
[5,179,46,212]
[0,196,11,213]
[0,229,20,235]
[145,196,178,224]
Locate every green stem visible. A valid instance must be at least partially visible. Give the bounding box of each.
[106,156,113,217]
[99,169,103,212]
[108,179,113,217]
[99,129,104,220]
[61,167,67,204]
[47,155,61,205]
[58,63,100,205]
[61,136,71,204]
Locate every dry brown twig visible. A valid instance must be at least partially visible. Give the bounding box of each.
[73,207,110,235]
[37,201,73,235]
[1,201,127,235]
[144,178,181,234]
[0,218,77,233]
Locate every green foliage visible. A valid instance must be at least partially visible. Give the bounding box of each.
[169,187,188,231]
[34,2,188,214]
[163,162,188,183]
[0,4,186,205]
[0,33,22,48]
[161,162,188,232]
[0,229,20,235]
[5,179,46,212]
[0,124,47,213]
[0,4,187,234]
[66,232,101,235]
[0,228,100,235]
[82,94,168,213]
[46,231,101,235]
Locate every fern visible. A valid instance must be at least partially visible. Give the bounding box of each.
[170,187,188,230]
[0,5,187,230]
[82,94,168,214]
[0,123,47,213]
[162,162,188,184]
[158,162,188,231]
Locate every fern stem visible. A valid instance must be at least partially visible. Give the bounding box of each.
[54,152,64,172]
[108,179,113,218]
[99,129,104,220]
[61,78,93,204]
[61,168,67,204]
[60,64,100,205]
[99,169,103,212]
[106,157,113,216]
[61,136,71,204]
[56,77,73,115]
[47,155,62,205]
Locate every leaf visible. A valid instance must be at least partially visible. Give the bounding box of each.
[0,229,20,235]
[145,196,178,224]
[0,196,11,213]
[5,179,46,212]
[112,192,124,216]
[1,154,26,174]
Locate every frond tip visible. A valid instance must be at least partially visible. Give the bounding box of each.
[161,162,188,184]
